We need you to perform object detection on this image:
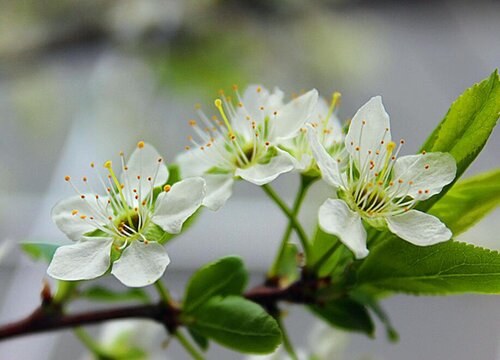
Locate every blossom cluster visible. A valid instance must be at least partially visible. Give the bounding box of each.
[48,85,456,286]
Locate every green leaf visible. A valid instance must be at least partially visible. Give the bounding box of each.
[20,243,59,263]
[183,256,248,313]
[187,296,282,354]
[351,289,399,342]
[79,286,150,304]
[188,328,209,351]
[357,237,500,295]
[419,70,500,209]
[309,298,374,336]
[429,169,500,236]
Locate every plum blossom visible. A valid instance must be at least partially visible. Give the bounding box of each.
[48,142,206,287]
[308,96,456,258]
[177,85,318,210]
[282,92,346,173]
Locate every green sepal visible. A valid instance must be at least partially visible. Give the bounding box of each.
[273,243,300,286]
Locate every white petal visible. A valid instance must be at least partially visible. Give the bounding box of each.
[239,84,272,124]
[123,143,169,203]
[152,178,206,234]
[306,124,344,188]
[291,153,313,171]
[202,174,234,211]
[272,89,319,140]
[318,199,368,259]
[392,152,456,200]
[111,241,170,287]
[345,96,391,172]
[175,145,223,179]
[47,237,113,281]
[235,148,295,186]
[386,210,452,246]
[51,195,111,241]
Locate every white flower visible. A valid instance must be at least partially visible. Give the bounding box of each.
[177,85,318,210]
[308,96,456,258]
[282,92,345,173]
[48,142,206,287]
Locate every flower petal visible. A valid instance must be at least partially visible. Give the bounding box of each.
[392,152,456,200]
[47,237,113,281]
[318,199,368,259]
[51,195,111,241]
[386,210,452,246]
[235,148,295,186]
[306,124,344,188]
[345,96,391,172]
[272,89,319,140]
[123,143,169,203]
[152,178,206,234]
[176,146,220,178]
[202,174,234,211]
[311,97,344,147]
[111,241,170,287]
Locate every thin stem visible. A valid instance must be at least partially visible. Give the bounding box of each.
[262,184,311,259]
[277,317,299,360]
[154,280,172,304]
[269,176,315,277]
[175,330,205,360]
[312,240,342,273]
[73,327,103,357]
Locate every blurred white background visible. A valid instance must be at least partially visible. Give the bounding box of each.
[0,0,499,359]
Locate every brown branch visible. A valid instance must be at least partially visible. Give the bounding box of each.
[0,278,326,342]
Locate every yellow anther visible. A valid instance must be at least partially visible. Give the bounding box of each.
[104,160,112,169]
[80,215,87,220]
[386,141,396,152]
[189,120,197,126]
[257,87,262,93]
[71,210,78,215]
[137,141,145,149]
[164,184,171,192]
[214,99,223,108]
[64,176,71,182]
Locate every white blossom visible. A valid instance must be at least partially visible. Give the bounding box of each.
[282,92,345,173]
[177,85,318,210]
[308,96,456,258]
[48,142,206,287]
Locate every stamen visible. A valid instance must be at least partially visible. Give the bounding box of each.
[215,98,233,134]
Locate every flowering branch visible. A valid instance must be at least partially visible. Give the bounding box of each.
[0,275,328,342]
